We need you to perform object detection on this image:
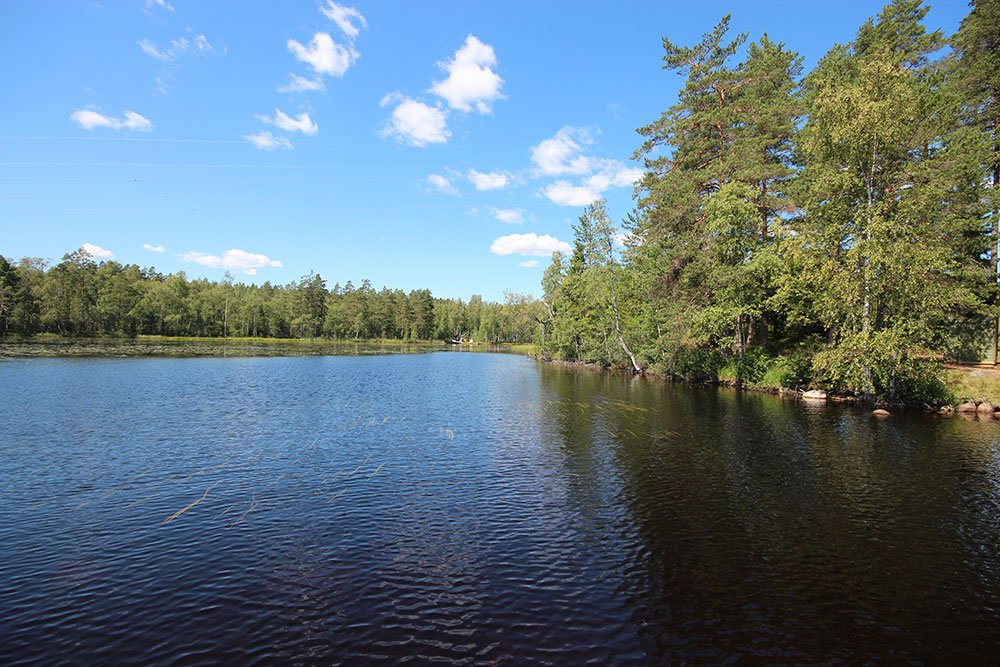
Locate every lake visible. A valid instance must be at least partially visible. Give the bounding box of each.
[1,352,999,664]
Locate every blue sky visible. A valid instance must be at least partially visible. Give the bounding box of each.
[0,0,968,300]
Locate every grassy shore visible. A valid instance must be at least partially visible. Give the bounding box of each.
[941,366,1000,405]
[0,335,529,358]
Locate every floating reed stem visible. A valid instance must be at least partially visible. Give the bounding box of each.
[163,481,218,524]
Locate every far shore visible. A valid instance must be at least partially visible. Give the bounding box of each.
[0,335,536,358]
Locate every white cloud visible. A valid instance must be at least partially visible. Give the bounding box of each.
[491,207,524,224]
[178,248,284,275]
[288,32,357,78]
[584,166,644,192]
[278,74,325,93]
[245,131,293,151]
[427,174,460,197]
[379,36,502,148]
[143,243,166,253]
[138,35,215,62]
[430,35,504,114]
[319,1,367,40]
[379,94,449,147]
[81,243,113,259]
[532,126,644,206]
[531,126,594,176]
[518,260,540,268]
[543,181,601,207]
[257,108,319,135]
[613,231,637,248]
[490,233,571,257]
[70,109,153,132]
[468,169,508,191]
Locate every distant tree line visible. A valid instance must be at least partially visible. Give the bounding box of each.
[0,249,543,343]
[540,0,1000,400]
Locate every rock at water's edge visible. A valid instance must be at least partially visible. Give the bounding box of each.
[957,402,978,413]
[872,409,891,418]
[976,402,996,415]
[802,389,828,400]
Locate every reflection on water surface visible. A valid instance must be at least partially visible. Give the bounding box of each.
[1,353,998,663]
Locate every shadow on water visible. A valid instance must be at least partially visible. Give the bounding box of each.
[536,363,1000,663]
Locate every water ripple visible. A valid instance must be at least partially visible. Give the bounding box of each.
[0,354,998,663]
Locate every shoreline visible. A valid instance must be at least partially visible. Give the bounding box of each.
[4,336,997,421]
[0,335,525,359]
[536,356,1000,422]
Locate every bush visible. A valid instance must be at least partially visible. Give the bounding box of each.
[669,347,724,381]
[760,354,813,390]
[731,348,771,385]
[812,329,948,401]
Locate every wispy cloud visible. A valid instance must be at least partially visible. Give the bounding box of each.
[256,108,319,135]
[319,1,367,40]
[178,248,283,275]
[244,130,293,151]
[137,35,215,62]
[82,242,113,259]
[379,93,449,147]
[71,109,153,132]
[468,169,508,191]
[278,74,325,93]
[491,207,524,224]
[143,243,166,253]
[490,233,570,257]
[430,35,504,114]
[427,174,460,197]
[138,33,220,94]
[144,0,174,13]
[518,260,540,268]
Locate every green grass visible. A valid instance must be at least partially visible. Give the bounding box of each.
[942,367,1000,404]
[757,363,788,390]
[506,343,540,357]
[717,362,739,384]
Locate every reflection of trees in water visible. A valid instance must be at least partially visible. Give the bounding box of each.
[537,365,1000,663]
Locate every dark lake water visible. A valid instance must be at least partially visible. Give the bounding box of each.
[1,352,999,664]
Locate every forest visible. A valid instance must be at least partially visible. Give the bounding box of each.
[2,0,997,402]
[537,0,999,400]
[0,251,543,344]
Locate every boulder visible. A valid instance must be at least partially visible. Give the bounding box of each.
[957,402,978,413]
[938,405,955,415]
[802,389,828,400]
[872,409,891,418]
[976,402,996,415]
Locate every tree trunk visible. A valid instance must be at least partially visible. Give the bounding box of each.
[992,115,998,277]
[609,266,642,374]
